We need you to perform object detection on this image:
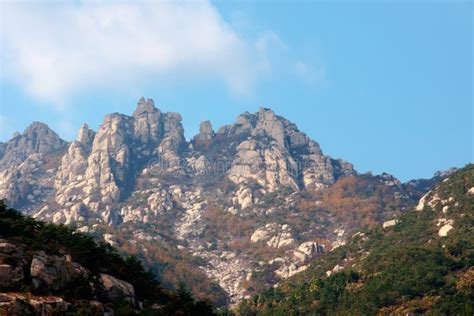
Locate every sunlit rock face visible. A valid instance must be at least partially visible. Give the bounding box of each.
[224,107,354,192]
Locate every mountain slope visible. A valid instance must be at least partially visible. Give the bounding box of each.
[237,164,474,315]
[0,200,215,315]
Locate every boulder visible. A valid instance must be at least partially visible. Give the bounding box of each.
[438,219,454,237]
[0,264,24,288]
[235,187,253,209]
[30,251,88,291]
[250,223,296,248]
[275,262,307,279]
[0,241,16,255]
[100,273,135,304]
[267,225,296,249]
[250,229,271,243]
[383,219,398,229]
[293,241,324,262]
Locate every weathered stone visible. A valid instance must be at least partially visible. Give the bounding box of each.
[250,229,271,243]
[293,241,324,262]
[0,242,16,254]
[0,264,24,288]
[77,123,95,147]
[194,121,215,144]
[250,223,296,249]
[275,261,307,279]
[383,219,398,229]
[30,251,88,291]
[0,122,67,168]
[438,220,454,237]
[0,293,69,315]
[100,273,135,304]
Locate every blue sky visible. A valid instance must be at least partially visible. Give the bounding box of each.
[0,1,472,181]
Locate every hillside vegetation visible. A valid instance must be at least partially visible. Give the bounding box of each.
[0,200,215,315]
[237,165,474,315]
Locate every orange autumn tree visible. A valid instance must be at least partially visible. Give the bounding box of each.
[321,175,402,227]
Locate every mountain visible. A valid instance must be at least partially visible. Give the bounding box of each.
[0,201,215,315]
[0,97,445,305]
[237,165,474,315]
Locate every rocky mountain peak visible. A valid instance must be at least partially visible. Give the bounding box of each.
[193,121,215,145]
[257,107,276,119]
[255,107,286,148]
[200,120,214,136]
[76,123,95,147]
[133,97,159,117]
[0,122,67,167]
[22,122,66,149]
[23,121,50,132]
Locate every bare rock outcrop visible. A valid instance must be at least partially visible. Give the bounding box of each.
[0,122,67,168]
[0,123,66,210]
[194,120,215,145]
[250,223,296,249]
[226,107,354,191]
[100,273,135,304]
[30,251,89,291]
[293,241,324,262]
[0,293,70,315]
[41,98,186,225]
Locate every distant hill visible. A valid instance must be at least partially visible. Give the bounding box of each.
[237,164,474,315]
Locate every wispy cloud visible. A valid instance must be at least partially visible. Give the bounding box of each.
[57,118,78,141]
[293,60,326,86]
[0,1,281,109]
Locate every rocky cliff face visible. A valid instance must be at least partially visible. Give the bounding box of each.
[46,98,186,225]
[0,98,430,305]
[212,107,354,192]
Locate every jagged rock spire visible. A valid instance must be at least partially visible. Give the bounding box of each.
[133,97,158,117]
[76,123,95,147]
[255,107,286,148]
[194,121,215,144]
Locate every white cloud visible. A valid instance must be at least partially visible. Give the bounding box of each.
[255,31,287,73]
[0,1,275,108]
[294,60,326,85]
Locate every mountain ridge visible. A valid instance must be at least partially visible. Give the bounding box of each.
[0,97,456,305]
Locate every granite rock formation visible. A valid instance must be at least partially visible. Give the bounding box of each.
[0,97,434,304]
